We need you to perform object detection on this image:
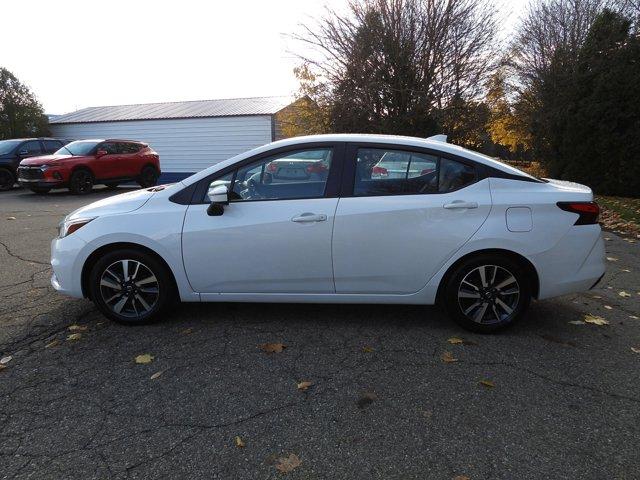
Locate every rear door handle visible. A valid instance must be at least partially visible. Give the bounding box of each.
[443,201,478,209]
[291,213,327,223]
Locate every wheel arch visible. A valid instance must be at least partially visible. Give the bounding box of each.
[70,164,94,177]
[435,248,540,304]
[81,242,178,299]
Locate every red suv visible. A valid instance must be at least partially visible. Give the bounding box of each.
[17,139,160,194]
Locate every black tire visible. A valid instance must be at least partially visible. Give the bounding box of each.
[89,248,176,325]
[0,168,15,191]
[138,166,159,188]
[28,187,51,194]
[69,169,94,195]
[442,254,531,333]
[104,182,119,190]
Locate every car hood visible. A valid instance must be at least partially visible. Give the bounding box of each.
[20,154,84,166]
[66,188,157,220]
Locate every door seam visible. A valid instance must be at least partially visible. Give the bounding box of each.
[330,198,340,293]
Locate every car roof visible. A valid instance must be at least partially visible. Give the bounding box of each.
[182,133,536,186]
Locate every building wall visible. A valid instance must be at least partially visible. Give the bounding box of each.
[50,115,274,182]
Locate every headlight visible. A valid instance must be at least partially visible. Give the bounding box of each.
[58,218,94,238]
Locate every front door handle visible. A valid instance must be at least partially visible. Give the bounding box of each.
[291,213,327,223]
[443,201,478,209]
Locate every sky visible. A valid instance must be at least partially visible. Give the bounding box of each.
[2,0,528,115]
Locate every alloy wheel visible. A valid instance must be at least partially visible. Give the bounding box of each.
[99,259,160,318]
[74,171,93,194]
[457,264,520,325]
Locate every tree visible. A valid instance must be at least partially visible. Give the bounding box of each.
[293,0,500,137]
[0,67,48,139]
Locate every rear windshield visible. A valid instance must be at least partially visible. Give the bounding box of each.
[55,140,100,156]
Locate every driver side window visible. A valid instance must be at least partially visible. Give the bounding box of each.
[206,148,333,203]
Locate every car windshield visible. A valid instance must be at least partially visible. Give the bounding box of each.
[55,140,100,156]
[0,139,23,155]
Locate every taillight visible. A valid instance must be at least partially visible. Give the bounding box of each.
[306,162,327,174]
[266,162,277,173]
[557,201,600,225]
[372,166,388,176]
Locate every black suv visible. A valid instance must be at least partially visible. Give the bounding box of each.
[0,138,71,190]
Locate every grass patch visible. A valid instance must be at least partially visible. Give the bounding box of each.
[596,195,640,236]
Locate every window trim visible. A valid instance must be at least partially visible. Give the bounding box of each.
[341,142,484,198]
[191,142,346,205]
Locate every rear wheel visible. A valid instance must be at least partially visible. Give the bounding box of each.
[138,166,159,188]
[442,254,531,333]
[89,248,176,325]
[69,169,94,195]
[0,168,14,191]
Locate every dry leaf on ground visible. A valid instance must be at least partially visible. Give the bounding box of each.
[0,356,12,365]
[181,328,193,335]
[259,343,286,354]
[569,320,585,325]
[362,346,374,353]
[150,371,163,380]
[604,305,612,310]
[631,347,640,354]
[135,354,154,364]
[630,315,639,320]
[584,314,609,326]
[44,340,59,348]
[297,381,313,391]
[234,436,245,448]
[447,337,464,344]
[441,351,458,363]
[0,364,6,372]
[480,379,495,388]
[68,324,88,332]
[357,392,378,409]
[454,476,471,480]
[67,333,82,341]
[6,216,16,220]
[606,257,618,262]
[275,453,302,473]
[619,291,632,298]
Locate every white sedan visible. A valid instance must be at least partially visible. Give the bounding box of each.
[51,134,605,332]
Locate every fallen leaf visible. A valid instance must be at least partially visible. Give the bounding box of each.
[630,315,639,320]
[569,320,585,325]
[6,216,16,220]
[454,476,471,480]
[275,453,302,473]
[297,381,313,391]
[135,354,154,364]
[180,328,193,335]
[441,351,458,363]
[67,333,82,341]
[447,337,464,345]
[362,346,374,353]
[0,355,12,365]
[619,291,632,298]
[606,257,618,262]
[68,324,88,332]
[631,347,640,354]
[0,364,6,372]
[604,305,612,310]
[592,295,602,299]
[480,379,495,388]
[44,339,60,348]
[150,371,163,380]
[584,314,609,326]
[621,269,631,272]
[234,436,245,448]
[259,343,286,354]
[357,391,377,409]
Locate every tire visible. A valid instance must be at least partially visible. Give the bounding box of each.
[0,168,15,191]
[69,169,94,195]
[29,187,51,194]
[138,166,159,188]
[442,254,531,333]
[104,182,119,190]
[89,248,176,325]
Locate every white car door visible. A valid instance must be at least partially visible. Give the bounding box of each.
[181,146,340,294]
[332,146,492,294]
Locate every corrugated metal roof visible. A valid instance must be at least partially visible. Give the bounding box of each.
[50,96,295,124]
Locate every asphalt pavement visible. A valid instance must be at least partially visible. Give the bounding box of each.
[0,186,639,479]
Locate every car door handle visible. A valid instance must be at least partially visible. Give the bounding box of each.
[291,213,327,223]
[443,201,478,209]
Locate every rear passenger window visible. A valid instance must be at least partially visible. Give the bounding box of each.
[119,143,141,154]
[353,148,476,196]
[43,140,62,153]
[20,141,42,155]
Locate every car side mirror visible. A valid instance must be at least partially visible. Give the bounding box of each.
[207,185,229,216]
[96,149,108,157]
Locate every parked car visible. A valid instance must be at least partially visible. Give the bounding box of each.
[370,150,436,179]
[0,138,70,191]
[17,139,160,194]
[50,134,605,333]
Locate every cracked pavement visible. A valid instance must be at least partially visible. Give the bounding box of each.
[1,187,639,479]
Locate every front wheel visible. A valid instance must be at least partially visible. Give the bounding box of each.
[69,169,94,195]
[0,168,15,191]
[89,249,176,324]
[138,166,159,188]
[442,254,531,333]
